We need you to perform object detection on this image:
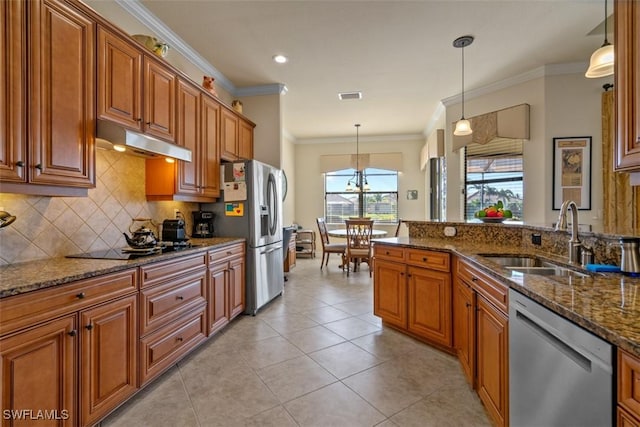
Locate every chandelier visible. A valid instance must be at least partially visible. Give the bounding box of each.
[345,124,370,192]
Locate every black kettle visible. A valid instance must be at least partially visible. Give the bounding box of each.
[123,218,158,249]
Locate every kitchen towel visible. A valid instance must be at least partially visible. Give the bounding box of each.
[585,264,621,273]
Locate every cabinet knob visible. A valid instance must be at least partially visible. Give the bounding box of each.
[67,330,77,337]
[35,164,42,170]
[465,303,471,308]
[145,122,151,125]
[400,272,404,276]
[226,251,232,255]
[385,251,390,255]
[135,118,142,122]
[176,295,184,300]
[76,292,86,299]
[85,324,93,330]
[422,257,428,262]
[471,277,478,282]
[176,337,183,342]
[407,273,412,278]
[15,161,24,167]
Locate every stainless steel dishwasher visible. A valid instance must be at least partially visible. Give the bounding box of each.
[509,289,613,427]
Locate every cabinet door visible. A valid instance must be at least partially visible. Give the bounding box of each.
[615,0,640,171]
[373,259,407,328]
[208,262,229,335]
[407,266,452,347]
[0,0,26,183]
[220,107,238,161]
[619,349,640,420]
[238,118,254,160]
[201,95,221,198]
[229,255,245,319]
[476,295,508,427]
[0,315,77,427]
[453,278,475,387]
[80,295,137,426]
[29,0,95,187]
[97,26,142,129]
[176,79,201,196]
[144,57,176,142]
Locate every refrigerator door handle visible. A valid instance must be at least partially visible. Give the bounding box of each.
[260,245,282,255]
[267,172,279,236]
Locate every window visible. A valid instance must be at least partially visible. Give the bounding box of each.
[464,140,523,220]
[325,168,398,224]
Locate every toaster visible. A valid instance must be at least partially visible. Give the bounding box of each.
[162,219,187,242]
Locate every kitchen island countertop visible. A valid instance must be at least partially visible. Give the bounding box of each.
[373,237,640,359]
[0,238,244,299]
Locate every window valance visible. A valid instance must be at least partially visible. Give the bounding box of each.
[452,103,530,151]
[319,153,403,173]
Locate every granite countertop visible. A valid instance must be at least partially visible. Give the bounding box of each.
[374,237,640,359]
[0,238,244,299]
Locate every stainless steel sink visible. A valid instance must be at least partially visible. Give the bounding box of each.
[479,255,589,278]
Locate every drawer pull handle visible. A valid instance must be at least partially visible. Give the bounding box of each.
[135,118,142,122]
[76,292,86,299]
[226,251,233,255]
[67,330,77,337]
[176,295,184,300]
[144,272,148,280]
[471,277,478,282]
[85,324,93,330]
[176,337,183,342]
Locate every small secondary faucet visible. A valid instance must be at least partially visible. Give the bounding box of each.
[555,200,582,264]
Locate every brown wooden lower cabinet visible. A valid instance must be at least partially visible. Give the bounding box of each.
[454,257,509,427]
[373,244,452,350]
[80,295,138,426]
[207,243,246,335]
[618,349,640,426]
[0,315,77,427]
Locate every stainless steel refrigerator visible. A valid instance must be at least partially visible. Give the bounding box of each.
[203,160,283,315]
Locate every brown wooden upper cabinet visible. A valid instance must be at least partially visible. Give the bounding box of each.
[614,0,640,172]
[221,106,254,161]
[1,0,95,193]
[97,26,176,144]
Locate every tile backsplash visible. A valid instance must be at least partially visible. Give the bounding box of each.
[0,150,198,265]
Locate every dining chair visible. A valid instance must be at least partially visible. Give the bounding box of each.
[316,218,346,270]
[344,218,374,277]
[394,219,403,237]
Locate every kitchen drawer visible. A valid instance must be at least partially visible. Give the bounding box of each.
[140,253,207,288]
[208,242,245,265]
[457,259,508,313]
[373,244,405,262]
[0,269,138,336]
[406,249,450,272]
[139,268,207,336]
[619,349,640,420]
[139,303,207,385]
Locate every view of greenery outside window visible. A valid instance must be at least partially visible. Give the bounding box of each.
[464,140,524,220]
[325,168,398,224]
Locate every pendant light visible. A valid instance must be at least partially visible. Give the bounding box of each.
[585,0,614,78]
[453,35,474,136]
[345,124,368,192]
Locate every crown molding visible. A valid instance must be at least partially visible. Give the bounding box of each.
[296,133,424,145]
[236,84,288,97]
[441,61,589,107]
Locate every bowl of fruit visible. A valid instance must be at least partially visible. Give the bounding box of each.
[474,201,513,223]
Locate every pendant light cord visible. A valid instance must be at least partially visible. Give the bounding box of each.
[603,0,609,45]
[461,45,465,119]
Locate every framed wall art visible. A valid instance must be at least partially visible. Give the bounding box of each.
[552,136,592,210]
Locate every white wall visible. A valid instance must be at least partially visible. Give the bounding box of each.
[444,68,610,230]
[294,137,425,236]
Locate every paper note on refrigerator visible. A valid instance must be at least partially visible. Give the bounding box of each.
[223,181,247,201]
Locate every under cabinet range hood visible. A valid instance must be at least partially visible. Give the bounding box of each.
[96,120,192,162]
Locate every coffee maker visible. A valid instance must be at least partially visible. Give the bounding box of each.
[192,211,214,238]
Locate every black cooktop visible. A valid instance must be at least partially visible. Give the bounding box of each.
[66,244,194,260]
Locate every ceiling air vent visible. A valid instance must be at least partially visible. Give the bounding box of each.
[338,91,362,100]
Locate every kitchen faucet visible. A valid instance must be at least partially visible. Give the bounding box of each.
[555,200,581,264]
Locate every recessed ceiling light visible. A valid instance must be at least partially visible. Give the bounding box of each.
[338,91,362,100]
[273,54,288,64]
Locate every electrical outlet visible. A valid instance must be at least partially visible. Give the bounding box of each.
[531,233,542,245]
[173,208,180,218]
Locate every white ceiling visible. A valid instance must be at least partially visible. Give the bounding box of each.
[133,0,609,141]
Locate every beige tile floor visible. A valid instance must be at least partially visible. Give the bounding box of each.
[102,257,492,427]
